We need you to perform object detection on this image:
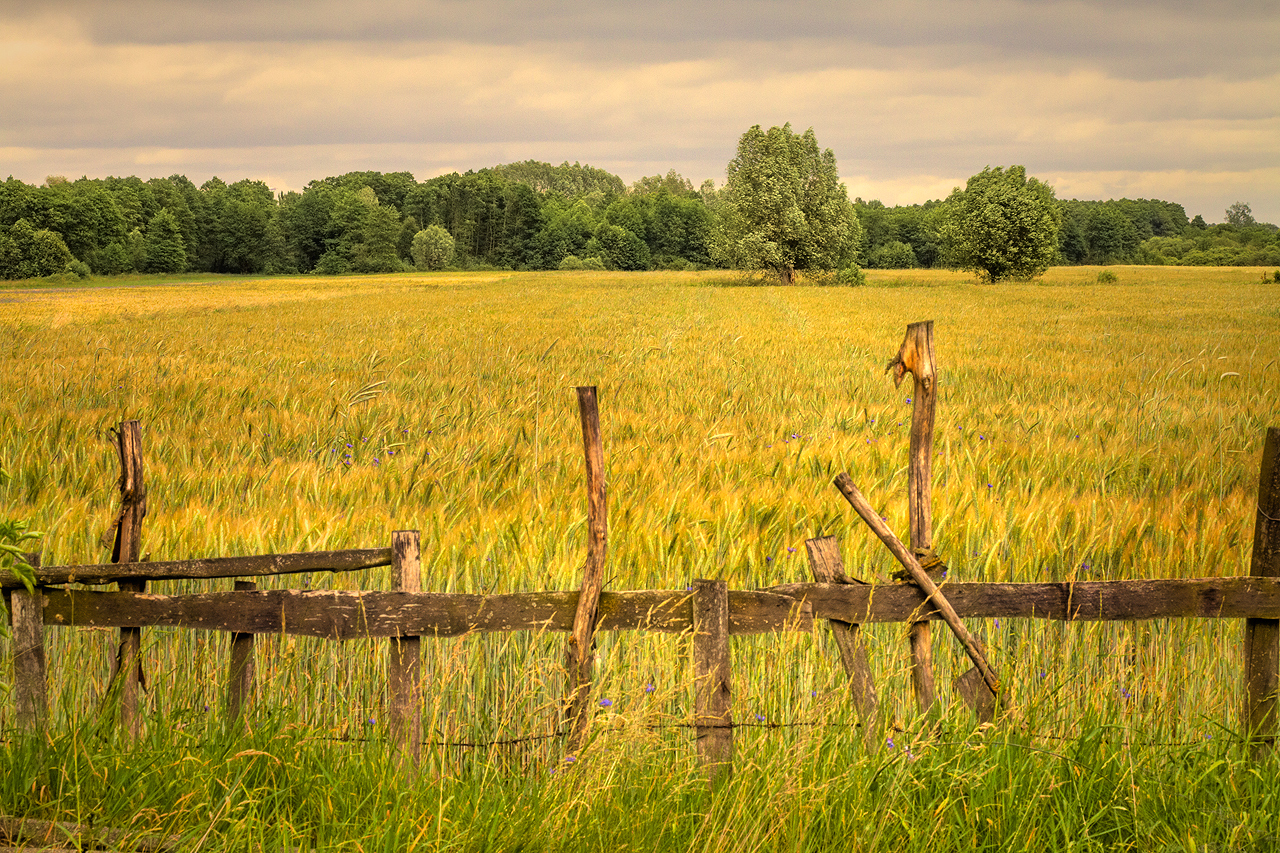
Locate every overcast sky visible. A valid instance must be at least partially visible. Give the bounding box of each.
[2,0,1277,222]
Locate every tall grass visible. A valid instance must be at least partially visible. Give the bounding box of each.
[1,266,1278,850]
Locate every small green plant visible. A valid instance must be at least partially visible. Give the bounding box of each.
[1272,270,1279,283]
[835,265,867,286]
[64,260,91,280]
[1097,269,1118,284]
[558,255,585,270]
[1,471,40,594]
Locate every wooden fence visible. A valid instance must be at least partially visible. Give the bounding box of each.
[5,323,1279,776]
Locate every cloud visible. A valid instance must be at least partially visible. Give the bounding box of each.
[2,1,1278,221]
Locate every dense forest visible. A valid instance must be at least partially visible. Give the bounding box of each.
[1,161,1276,280]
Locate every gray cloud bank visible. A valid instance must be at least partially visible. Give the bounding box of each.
[3,0,1277,221]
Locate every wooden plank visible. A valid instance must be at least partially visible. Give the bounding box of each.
[566,386,608,754]
[39,588,811,637]
[1245,426,1280,752]
[834,474,1004,704]
[693,579,732,781]
[805,537,877,727]
[388,531,422,765]
[224,580,256,725]
[768,577,1280,622]
[2,548,393,588]
[0,815,179,852]
[41,577,1280,636]
[10,554,45,732]
[110,420,146,741]
[886,320,939,713]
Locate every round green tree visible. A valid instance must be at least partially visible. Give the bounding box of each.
[411,225,455,271]
[941,166,1061,281]
[710,124,861,284]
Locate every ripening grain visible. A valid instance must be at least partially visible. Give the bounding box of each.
[1,266,1278,850]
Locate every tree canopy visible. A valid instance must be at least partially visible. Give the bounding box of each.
[710,124,861,284]
[0,156,1272,281]
[941,166,1061,281]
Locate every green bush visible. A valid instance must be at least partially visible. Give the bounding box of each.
[313,251,351,275]
[558,255,584,271]
[410,225,455,271]
[1097,269,1118,284]
[65,260,91,280]
[836,265,867,286]
[580,256,606,271]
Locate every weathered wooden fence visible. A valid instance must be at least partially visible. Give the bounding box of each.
[5,326,1279,777]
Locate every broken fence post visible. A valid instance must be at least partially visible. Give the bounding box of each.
[565,386,608,755]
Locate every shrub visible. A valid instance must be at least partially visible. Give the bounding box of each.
[65,260,91,280]
[558,255,584,271]
[836,265,867,286]
[411,225,455,271]
[313,251,350,275]
[1097,269,1118,284]
[580,256,606,271]
[868,240,918,269]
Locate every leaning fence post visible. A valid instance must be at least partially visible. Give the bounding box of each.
[106,420,147,740]
[1244,427,1280,753]
[693,578,732,781]
[805,537,878,731]
[225,580,257,725]
[565,386,608,755]
[388,530,422,764]
[11,552,46,732]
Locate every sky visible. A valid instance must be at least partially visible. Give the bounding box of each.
[2,0,1278,222]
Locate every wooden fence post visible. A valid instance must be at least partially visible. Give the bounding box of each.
[107,420,147,740]
[11,553,46,732]
[388,530,422,764]
[1244,427,1280,753]
[565,386,608,755]
[225,580,256,725]
[886,321,939,714]
[693,578,732,781]
[805,537,878,731]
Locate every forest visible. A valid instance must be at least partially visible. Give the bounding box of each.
[1,160,1277,280]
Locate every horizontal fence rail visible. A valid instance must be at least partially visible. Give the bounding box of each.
[34,588,813,638]
[768,577,1280,623]
[20,578,1280,639]
[0,548,393,588]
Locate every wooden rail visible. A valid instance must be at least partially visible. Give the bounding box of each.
[0,548,393,588]
[35,587,813,637]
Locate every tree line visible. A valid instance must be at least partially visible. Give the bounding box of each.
[1,152,1276,282]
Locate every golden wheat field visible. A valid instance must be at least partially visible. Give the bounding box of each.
[1,265,1278,760]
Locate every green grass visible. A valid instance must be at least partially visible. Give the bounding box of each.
[1,266,1279,850]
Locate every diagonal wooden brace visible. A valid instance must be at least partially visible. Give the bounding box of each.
[834,473,1004,705]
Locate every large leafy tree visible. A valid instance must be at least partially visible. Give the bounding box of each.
[941,166,1061,281]
[710,123,860,284]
